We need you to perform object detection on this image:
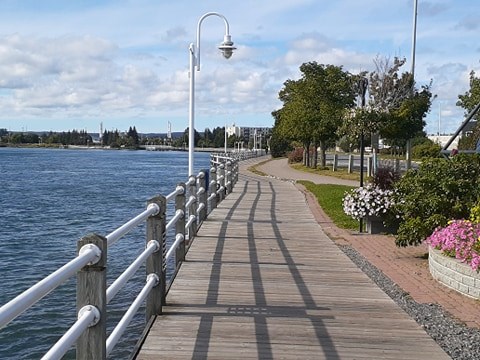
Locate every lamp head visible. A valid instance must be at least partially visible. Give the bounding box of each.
[218,34,236,59]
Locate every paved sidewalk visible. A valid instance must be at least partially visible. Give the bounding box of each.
[257,158,480,329]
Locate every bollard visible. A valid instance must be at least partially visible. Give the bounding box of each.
[197,171,207,224]
[76,233,108,360]
[145,195,166,318]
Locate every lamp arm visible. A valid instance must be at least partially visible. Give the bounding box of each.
[195,12,232,71]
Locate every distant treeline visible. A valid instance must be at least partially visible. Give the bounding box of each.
[0,126,269,150]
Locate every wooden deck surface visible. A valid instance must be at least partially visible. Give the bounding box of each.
[135,168,450,359]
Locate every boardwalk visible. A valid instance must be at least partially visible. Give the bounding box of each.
[136,160,450,359]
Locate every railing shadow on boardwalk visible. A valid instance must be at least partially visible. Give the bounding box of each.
[136,165,451,360]
[145,175,340,360]
[192,180,339,360]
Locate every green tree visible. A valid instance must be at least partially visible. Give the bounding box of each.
[457,70,480,120]
[273,62,356,167]
[368,56,433,151]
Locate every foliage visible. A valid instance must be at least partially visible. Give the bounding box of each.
[372,165,401,190]
[343,184,396,221]
[368,56,433,148]
[412,142,442,159]
[393,154,480,247]
[470,201,480,223]
[425,220,480,271]
[287,147,303,163]
[457,70,480,122]
[272,61,356,167]
[298,181,358,230]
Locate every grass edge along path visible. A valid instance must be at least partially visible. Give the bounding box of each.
[297,180,358,230]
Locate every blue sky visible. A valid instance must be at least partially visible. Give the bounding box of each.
[0,0,478,135]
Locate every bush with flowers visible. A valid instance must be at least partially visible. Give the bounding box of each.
[425,219,480,271]
[342,184,395,221]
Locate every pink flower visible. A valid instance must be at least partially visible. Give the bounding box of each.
[425,220,480,271]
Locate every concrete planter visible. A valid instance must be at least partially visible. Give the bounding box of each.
[428,247,480,299]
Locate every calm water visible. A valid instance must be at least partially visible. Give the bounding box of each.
[0,147,211,359]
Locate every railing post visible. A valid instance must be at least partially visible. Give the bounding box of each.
[226,161,232,194]
[332,154,338,172]
[218,163,225,203]
[348,154,354,173]
[366,156,371,177]
[209,166,217,212]
[197,171,207,224]
[233,159,239,187]
[77,233,108,360]
[188,175,197,244]
[175,184,186,269]
[146,195,166,319]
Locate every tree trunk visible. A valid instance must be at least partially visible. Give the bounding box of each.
[319,140,327,167]
[312,142,318,168]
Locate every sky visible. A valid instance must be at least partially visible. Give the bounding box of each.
[0,0,478,135]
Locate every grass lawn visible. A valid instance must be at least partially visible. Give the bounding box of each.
[297,180,359,230]
[290,163,362,182]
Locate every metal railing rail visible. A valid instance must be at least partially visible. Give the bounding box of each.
[0,153,251,359]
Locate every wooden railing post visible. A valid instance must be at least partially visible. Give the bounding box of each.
[332,154,338,172]
[175,183,186,268]
[226,161,232,194]
[367,156,373,177]
[209,166,217,212]
[232,159,238,187]
[146,195,166,318]
[218,163,225,203]
[188,175,198,243]
[197,171,207,224]
[77,233,108,360]
[348,154,354,173]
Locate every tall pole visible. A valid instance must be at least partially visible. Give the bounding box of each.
[187,12,235,176]
[406,0,418,170]
[188,44,195,176]
[411,0,418,78]
[358,77,368,233]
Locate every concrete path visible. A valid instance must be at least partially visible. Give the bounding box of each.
[258,158,359,186]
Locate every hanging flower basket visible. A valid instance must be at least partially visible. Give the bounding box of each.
[343,184,397,234]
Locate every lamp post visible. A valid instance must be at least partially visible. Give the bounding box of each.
[358,77,368,233]
[188,12,236,175]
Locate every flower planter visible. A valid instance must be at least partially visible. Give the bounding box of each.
[365,216,397,235]
[428,247,480,299]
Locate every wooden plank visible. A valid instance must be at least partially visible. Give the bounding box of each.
[135,171,450,360]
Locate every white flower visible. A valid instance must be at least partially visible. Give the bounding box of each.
[342,184,395,220]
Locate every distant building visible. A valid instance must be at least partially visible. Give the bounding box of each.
[226,123,241,138]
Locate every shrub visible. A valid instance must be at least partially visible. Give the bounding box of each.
[372,165,401,190]
[393,154,480,247]
[287,147,303,163]
[412,142,442,159]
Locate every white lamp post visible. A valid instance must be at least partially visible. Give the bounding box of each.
[188,12,236,175]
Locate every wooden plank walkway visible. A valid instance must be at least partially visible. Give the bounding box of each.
[136,166,450,359]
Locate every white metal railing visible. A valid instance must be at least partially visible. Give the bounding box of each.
[0,154,245,359]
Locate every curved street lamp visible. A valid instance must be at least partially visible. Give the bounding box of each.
[188,12,236,176]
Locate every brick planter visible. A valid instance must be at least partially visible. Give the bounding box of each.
[428,247,480,299]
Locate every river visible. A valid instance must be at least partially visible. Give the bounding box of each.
[0,147,211,359]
